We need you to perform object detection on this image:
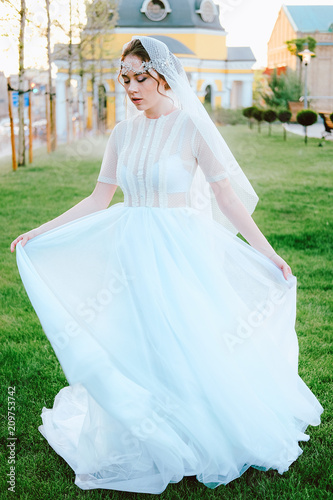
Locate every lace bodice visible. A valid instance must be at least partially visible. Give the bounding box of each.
[97,109,229,208]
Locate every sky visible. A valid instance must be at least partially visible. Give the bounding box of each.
[0,0,85,76]
[218,0,333,68]
[1,0,333,75]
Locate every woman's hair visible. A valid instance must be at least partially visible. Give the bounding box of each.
[118,39,171,93]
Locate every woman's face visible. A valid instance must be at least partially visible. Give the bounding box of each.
[121,55,167,111]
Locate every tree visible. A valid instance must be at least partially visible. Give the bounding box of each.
[277,109,292,141]
[296,110,318,145]
[33,0,67,150]
[53,1,83,142]
[76,16,87,136]
[286,37,316,82]
[59,0,74,144]
[47,0,85,144]
[75,1,90,136]
[3,0,27,165]
[18,0,26,165]
[67,0,73,142]
[83,0,118,133]
[262,68,303,109]
[45,0,56,151]
[252,69,270,108]
[252,107,264,133]
[263,109,277,136]
[242,106,255,129]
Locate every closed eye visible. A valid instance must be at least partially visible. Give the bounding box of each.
[122,77,147,84]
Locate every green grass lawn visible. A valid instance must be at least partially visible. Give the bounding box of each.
[0,124,332,499]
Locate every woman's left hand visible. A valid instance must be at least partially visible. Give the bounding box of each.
[269,253,293,280]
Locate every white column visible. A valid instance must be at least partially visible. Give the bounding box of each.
[221,71,231,109]
[78,86,84,121]
[210,84,216,109]
[242,79,254,108]
[55,73,67,142]
[115,80,126,122]
[222,75,232,109]
[190,72,199,97]
[82,75,89,131]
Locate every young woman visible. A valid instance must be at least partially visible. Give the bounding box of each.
[11,36,323,494]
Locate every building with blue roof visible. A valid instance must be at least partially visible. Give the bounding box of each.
[267,4,333,112]
[53,0,256,139]
[284,5,333,33]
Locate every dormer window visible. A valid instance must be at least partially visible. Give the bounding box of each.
[140,0,172,22]
[196,0,217,23]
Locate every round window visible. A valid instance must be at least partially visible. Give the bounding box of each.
[145,0,169,21]
[198,0,216,23]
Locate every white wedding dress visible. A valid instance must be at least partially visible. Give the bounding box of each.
[16,109,323,493]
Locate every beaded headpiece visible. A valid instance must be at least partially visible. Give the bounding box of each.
[120,57,171,75]
[120,60,154,75]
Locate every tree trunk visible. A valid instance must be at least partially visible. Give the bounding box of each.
[46,0,56,151]
[78,41,86,136]
[91,36,98,133]
[18,0,26,166]
[28,80,33,163]
[67,0,73,143]
[45,83,51,152]
[7,77,17,171]
[98,35,106,133]
[80,74,87,136]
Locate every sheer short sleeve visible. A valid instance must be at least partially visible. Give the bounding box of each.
[97,124,119,185]
[191,126,230,183]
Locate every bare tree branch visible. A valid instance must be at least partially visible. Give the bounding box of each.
[3,0,21,16]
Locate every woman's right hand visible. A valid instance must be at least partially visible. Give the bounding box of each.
[10,229,39,253]
[10,182,117,254]
[268,252,293,281]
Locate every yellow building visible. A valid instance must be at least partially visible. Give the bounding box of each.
[53,0,256,139]
[267,5,333,112]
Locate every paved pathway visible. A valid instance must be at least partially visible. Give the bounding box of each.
[283,122,333,141]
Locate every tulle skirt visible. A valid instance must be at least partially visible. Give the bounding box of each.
[16,203,323,493]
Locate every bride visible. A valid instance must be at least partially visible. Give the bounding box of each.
[10,36,323,494]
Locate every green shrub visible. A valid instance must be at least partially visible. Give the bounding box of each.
[212,107,247,126]
[262,68,303,108]
[278,109,292,141]
[252,107,265,132]
[263,109,277,136]
[278,109,292,123]
[296,109,318,144]
[242,106,256,128]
